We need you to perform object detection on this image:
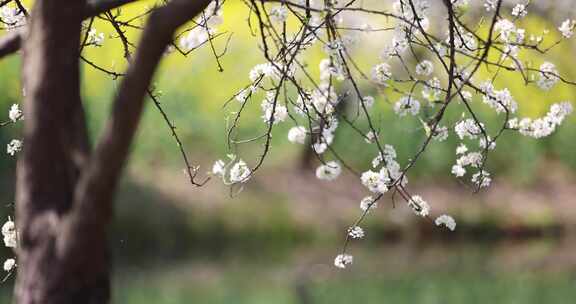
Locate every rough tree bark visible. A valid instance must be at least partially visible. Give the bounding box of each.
[7,0,212,303]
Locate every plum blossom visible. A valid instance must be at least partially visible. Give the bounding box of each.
[559,19,575,39]
[371,63,391,85]
[408,195,430,217]
[230,160,251,183]
[347,226,364,239]
[316,161,341,181]
[334,254,353,269]
[7,139,22,156]
[288,126,307,144]
[537,62,560,91]
[361,170,389,193]
[2,219,17,249]
[394,96,420,116]
[360,196,378,212]
[415,60,434,76]
[3,258,16,272]
[8,104,22,122]
[212,160,226,176]
[269,6,288,23]
[435,214,456,231]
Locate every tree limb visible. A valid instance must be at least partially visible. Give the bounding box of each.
[0,29,22,58]
[59,0,213,256]
[0,0,141,59]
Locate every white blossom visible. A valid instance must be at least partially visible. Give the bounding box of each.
[371,63,392,86]
[415,60,434,76]
[87,29,105,46]
[408,195,430,217]
[0,6,25,29]
[288,126,307,144]
[537,62,560,91]
[334,254,353,269]
[360,196,378,212]
[7,139,22,156]
[212,160,226,176]
[180,27,212,51]
[451,164,466,177]
[456,144,468,155]
[364,130,378,143]
[559,19,575,39]
[454,119,483,140]
[347,226,364,239]
[394,96,420,116]
[472,170,491,188]
[3,259,16,272]
[435,214,456,231]
[269,6,288,23]
[316,161,341,181]
[361,170,389,193]
[511,4,527,18]
[261,92,288,124]
[8,104,22,122]
[2,219,17,249]
[229,160,251,183]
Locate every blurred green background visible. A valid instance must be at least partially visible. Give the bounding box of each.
[1,1,576,303]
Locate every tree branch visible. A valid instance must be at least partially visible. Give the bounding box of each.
[58,0,213,256]
[0,29,22,58]
[0,0,141,59]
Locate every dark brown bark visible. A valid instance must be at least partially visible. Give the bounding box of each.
[15,0,98,302]
[13,0,212,303]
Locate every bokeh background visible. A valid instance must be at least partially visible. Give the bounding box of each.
[1,1,576,303]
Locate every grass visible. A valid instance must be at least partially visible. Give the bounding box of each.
[113,261,576,304]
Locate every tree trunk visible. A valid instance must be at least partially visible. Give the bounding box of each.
[11,1,213,302]
[13,1,110,303]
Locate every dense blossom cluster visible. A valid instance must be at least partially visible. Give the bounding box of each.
[1,218,17,274]
[1,0,575,272]
[209,0,575,269]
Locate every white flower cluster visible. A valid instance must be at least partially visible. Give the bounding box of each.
[415,60,434,77]
[2,219,17,249]
[3,258,16,272]
[508,102,573,139]
[87,29,105,47]
[435,214,456,231]
[394,96,420,117]
[347,226,364,239]
[179,2,223,51]
[0,5,26,29]
[559,19,575,39]
[537,62,560,91]
[422,78,442,101]
[361,145,406,194]
[287,126,307,144]
[408,195,430,217]
[7,139,22,156]
[2,218,17,273]
[454,119,484,140]
[479,82,518,114]
[261,92,288,124]
[511,4,527,18]
[268,6,288,23]
[316,161,341,181]
[334,253,353,269]
[206,0,572,270]
[211,156,251,184]
[8,104,22,122]
[371,63,392,85]
[360,196,378,212]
